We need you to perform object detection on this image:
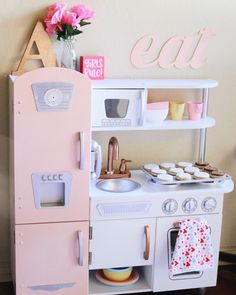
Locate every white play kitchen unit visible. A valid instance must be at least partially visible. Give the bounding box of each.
[89,79,234,295]
[9,70,234,295]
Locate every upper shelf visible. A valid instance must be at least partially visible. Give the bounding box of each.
[92,79,218,89]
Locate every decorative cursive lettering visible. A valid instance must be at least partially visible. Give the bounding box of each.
[130,28,216,69]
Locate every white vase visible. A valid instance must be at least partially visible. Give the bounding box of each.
[61,39,77,70]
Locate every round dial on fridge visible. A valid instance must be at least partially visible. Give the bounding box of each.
[162,199,178,215]
[182,198,197,213]
[201,197,217,212]
[44,88,63,106]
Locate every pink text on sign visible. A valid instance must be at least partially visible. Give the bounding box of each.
[80,56,104,80]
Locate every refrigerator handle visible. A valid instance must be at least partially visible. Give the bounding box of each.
[77,230,84,266]
[77,132,85,170]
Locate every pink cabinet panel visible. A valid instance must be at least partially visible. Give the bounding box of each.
[15,221,88,295]
[11,68,91,224]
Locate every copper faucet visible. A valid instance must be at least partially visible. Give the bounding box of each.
[106,137,119,175]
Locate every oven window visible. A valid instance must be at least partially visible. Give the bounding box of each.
[104,99,129,118]
[168,229,201,279]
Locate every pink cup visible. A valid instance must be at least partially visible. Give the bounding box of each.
[187,102,203,120]
[147,101,169,110]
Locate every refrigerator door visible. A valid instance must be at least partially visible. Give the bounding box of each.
[12,68,91,224]
[15,222,89,295]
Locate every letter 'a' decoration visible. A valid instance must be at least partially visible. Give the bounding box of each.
[130,28,216,70]
[12,21,58,76]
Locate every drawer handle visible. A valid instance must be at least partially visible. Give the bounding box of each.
[144,225,150,260]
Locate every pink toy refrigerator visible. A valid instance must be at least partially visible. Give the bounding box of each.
[9,67,91,295]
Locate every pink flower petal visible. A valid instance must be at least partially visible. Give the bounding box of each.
[61,11,80,28]
[70,4,95,20]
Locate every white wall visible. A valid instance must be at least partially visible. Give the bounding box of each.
[0,0,236,281]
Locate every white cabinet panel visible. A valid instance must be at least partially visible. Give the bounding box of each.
[89,218,156,269]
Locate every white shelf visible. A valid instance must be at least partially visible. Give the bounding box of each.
[92,117,215,131]
[89,271,151,295]
[92,79,218,89]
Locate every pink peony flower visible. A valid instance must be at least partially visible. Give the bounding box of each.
[46,2,67,20]
[61,11,80,28]
[45,2,67,27]
[70,4,95,20]
[44,2,94,40]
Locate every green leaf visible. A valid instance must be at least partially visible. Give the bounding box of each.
[56,24,85,40]
[80,20,91,27]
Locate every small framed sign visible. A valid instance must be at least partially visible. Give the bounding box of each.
[80,56,104,80]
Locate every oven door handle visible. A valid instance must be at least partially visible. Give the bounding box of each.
[144,225,150,260]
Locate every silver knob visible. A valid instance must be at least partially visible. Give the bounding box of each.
[44,88,63,106]
[162,199,178,215]
[202,197,217,212]
[182,198,197,213]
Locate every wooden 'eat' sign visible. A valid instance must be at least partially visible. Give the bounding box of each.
[130,28,216,69]
[12,21,57,76]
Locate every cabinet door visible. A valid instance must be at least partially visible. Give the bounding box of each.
[13,68,91,224]
[15,222,88,295]
[89,218,156,269]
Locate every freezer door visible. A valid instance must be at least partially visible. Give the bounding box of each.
[15,222,89,295]
[12,68,91,223]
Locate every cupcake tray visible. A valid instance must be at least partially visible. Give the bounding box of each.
[141,166,231,186]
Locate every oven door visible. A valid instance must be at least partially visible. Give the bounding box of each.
[92,89,147,127]
[153,214,222,292]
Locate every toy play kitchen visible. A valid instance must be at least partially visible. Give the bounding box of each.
[9,68,234,295]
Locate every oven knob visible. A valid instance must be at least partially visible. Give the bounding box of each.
[202,197,217,212]
[182,198,197,213]
[162,199,178,215]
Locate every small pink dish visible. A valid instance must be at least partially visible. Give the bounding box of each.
[147,101,169,110]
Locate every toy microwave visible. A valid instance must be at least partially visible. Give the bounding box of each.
[91,88,147,128]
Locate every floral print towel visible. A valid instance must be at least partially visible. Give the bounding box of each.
[170,219,214,275]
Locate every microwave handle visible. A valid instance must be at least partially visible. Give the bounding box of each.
[138,89,147,126]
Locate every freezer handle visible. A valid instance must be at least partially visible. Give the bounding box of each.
[77,230,84,266]
[144,225,150,260]
[77,132,85,170]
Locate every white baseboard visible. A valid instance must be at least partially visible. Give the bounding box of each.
[0,261,11,282]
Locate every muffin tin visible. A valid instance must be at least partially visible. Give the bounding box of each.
[141,163,231,186]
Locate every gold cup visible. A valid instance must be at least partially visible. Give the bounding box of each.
[169,101,185,120]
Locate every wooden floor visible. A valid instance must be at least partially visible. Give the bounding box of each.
[0,266,235,295]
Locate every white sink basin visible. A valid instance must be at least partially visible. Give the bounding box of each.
[96,178,141,193]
